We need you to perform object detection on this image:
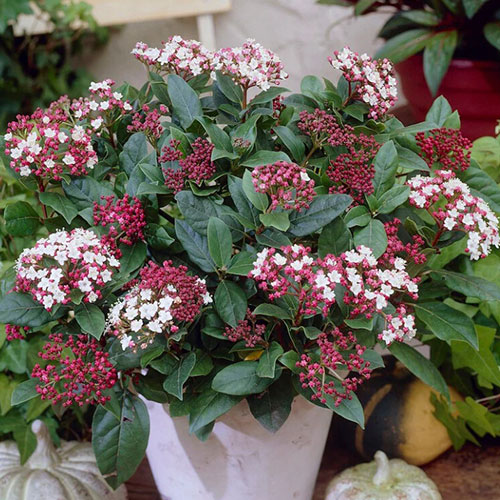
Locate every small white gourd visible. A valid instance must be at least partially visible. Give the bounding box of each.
[326,450,442,500]
[0,420,127,500]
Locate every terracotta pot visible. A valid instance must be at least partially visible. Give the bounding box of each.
[145,397,333,500]
[396,55,500,140]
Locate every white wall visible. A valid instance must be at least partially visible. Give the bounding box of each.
[83,0,391,93]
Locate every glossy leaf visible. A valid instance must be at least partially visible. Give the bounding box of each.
[212,362,274,395]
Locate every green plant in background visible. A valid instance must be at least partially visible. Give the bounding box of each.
[318,0,500,95]
[0,0,107,128]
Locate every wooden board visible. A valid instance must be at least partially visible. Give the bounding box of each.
[14,0,231,36]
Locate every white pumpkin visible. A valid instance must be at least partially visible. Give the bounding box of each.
[0,420,127,500]
[326,451,442,500]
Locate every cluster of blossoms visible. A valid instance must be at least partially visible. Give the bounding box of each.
[160,137,216,194]
[32,333,117,407]
[381,219,427,267]
[93,194,147,246]
[251,161,315,211]
[250,244,418,343]
[132,36,213,78]
[212,39,288,91]
[4,101,97,180]
[5,324,28,341]
[224,309,266,348]
[329,47,397,119]
[106,260,212,350]
[297,108,381,204]
[416,128,472,172]
[407,170,500,259]
[70,79,133,131]
[297,329,371,405]
[15,229,120,311]
[127,104,167,142]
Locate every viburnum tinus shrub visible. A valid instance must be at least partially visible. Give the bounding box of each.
[1,38,500,486]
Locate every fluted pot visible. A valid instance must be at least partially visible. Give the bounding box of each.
[146,396,333,500]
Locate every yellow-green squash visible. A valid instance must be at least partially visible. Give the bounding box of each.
[337,357,461,466]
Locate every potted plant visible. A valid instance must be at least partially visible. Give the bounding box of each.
[319,0,500,139]
[1,39,500,500]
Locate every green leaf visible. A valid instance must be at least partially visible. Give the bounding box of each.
[395,144,430,172]
[231,114,260,150]
[344,205,371,228]
[188,389,242,434]
[354,0,377,15]
[63,177,115,210]
[353,219,388,258]
[318,218,352,257]
[423,30,458,96]
[250,87,289,106]
[344,318,374,330]
[414,302,478,349]
[215,71,243,103]
[214,281,247,327]
[13,425,37,465]
[11,379,39,406]
[191,351,214,377]
[168,74,203,129]
[288,194,352,237]
[38,192,78,224]
[458,161,500,213]
[4,201,40,236]
[207,217,233,268]
[119,133,148,175]
[242,169,269,212]
[227,175,260,228]
[451,325,500,386]
[463,0,488,18]
[163,352,197,400]
[240,150,291,167]
[274,126,305,162]
[375,29,433,63]
[212,362,274,395]
[175,220,216,273]
[425,96,453,127]
[119,240,147,276]
[253,303,292,320]
[431,270,500,302]
[227,251,257,276]
[485,22,500,51]
[389,342,450,400]
[259,212,290,231]
[256,229,291,248]
[324,391,364,428]
[92,392,150,488]
[257,342,284,378]
[372,141,398,198]
[400,9,441,26]
[196,117,233,151]
[75,303,106,340]
[0,292,51,328]
[376,185,410,215]
[247,375,294,432]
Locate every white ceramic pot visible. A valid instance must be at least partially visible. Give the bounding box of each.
[146,396,333,500]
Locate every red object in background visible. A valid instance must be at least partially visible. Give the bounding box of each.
[397,55,500,140]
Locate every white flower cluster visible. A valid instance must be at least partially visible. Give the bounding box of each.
[15,229,119,311]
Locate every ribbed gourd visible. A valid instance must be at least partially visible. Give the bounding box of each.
[325,450,442,500]
[0,420,127,500]
[337,357,461,465]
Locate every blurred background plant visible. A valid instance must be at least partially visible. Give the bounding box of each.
[0,0,108,129]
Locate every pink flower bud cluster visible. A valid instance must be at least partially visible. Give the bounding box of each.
[251,161,315,211]
[381,219,427,267]
[15,229,120,311]
[4,104,97,181]
[223,309,266,348]
[70,79,133,127]
[160,137,215,194]
[127,104,168,142]
[329,47,397,119]
[297,329,371,405]
[298,108,348,148]
[32,333,117,408]
[249,244,418,344]
[106,260,212,350]
[211,39,288,91]
[416,128,472,172]
[407,170,500,260]
[5,324,28,341]
[93,194,147,246]
[132,36,213,79]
